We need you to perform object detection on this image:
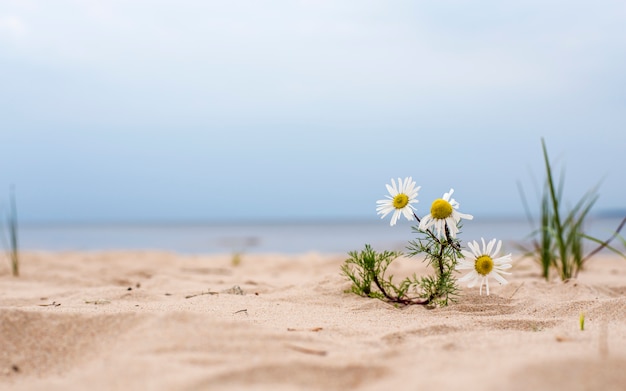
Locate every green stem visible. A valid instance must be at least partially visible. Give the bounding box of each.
[371,274,428,305]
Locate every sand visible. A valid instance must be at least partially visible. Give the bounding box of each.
[1,250,625,390]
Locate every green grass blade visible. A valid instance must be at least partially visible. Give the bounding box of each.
[581,217,626,262]
[540,186,554,279]
[9,187,20,277]
[542,138,569,278]
[582,234,626,259]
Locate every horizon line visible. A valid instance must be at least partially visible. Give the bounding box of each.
[15,210,626,227]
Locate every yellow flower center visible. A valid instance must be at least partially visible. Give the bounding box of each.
[430,199,453,219]
[475,255,494,276]
[393,194,409,209]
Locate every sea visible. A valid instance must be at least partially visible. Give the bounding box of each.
[11,216,625,255]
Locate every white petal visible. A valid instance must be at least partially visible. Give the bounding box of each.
[432,220,444,238]
[401,208,415,221]
[376,202,390,210]
[458,212,473,220]
[377,210,390,218]
[406,180,419,196]
[467,240,479,256]
[446,219,459,237]
[486,238,495,255]
[390,210,400,226]
[458,271,476,282]
[401,177,410,192]
[418,215,432,230]
[376,197,392,204]
[376,203,393,217]
[493,239,502,257]
[494,255,512,265]
[395,178,403,193]
[456,262,474,271]
[491,271,509,285]
[494,253,513,264]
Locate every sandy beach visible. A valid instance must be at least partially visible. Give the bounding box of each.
[1,250,625,390]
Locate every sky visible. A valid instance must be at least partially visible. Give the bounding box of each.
[1,1,625,223]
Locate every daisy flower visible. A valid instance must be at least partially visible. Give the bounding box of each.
[418,188,473,238]
[376,177,420,226]
[457,238,513,295]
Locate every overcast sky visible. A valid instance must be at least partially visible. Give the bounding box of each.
[1,1,625,223]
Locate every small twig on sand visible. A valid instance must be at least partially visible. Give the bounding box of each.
[285,344,327,356]
[508,282,525,299]
[234,309,248,315]
[185,290,219,299]
[38,301,61,307]
[287,327,324,332]
[85,300,111,305]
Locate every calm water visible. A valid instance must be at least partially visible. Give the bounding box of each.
[12,217,625,255]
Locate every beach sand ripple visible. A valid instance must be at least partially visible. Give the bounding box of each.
[1,251,625,390]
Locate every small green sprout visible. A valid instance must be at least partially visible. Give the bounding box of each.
[579,312,585,331]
